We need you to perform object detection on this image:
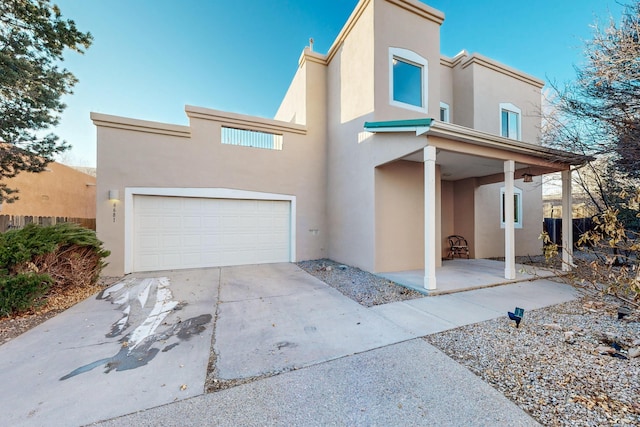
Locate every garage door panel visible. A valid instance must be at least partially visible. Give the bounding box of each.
[133,195,291,272]
[137,234,160,247]
[182,215,203,228]
[161,253,183,268]
[160,234,181,249]
[181,235,202,249]
[202,216,220,228]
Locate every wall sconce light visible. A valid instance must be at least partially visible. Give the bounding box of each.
[523,173,534,183]
[108,189,120,201]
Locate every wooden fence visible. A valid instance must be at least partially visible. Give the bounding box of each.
[0,215,96,232]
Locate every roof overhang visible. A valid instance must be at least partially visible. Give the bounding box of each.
[364,118,433,136]
[364,119,592,167]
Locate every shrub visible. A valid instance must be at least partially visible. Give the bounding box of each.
[0,223,110,317]
[0,273,53,317]
[542,192,640,304]
[575,206,640,302]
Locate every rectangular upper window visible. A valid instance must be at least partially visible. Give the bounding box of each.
[221,127,283,150]
[389,48,428,113]
[499,103,521,140]
[439,102,450,122]
[393,58,422,106]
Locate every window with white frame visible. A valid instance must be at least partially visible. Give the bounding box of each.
[499,103,521,140]
[500,186,523,229]
[389,47,428,113]
[439,102,450,122]
[221,126,283,150]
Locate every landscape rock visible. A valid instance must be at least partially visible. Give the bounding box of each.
[582,300,606,312]
[595,345,617,355]
[629,347,640,359]
[543,323,563,331]
[564,331,575,343]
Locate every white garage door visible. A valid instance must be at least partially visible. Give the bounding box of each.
[133,195,291,272]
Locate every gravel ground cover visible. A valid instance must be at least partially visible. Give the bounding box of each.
[296,259,424,307]
[0,276,120,346]
[425,299,640,426]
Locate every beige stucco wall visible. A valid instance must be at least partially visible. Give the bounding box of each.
[337,2,376,124]
[373,0,443,121]
[474,177,544,258]
[451,61,474,129]
[96,102,328,275]
[452,178,476,257]
[325,0,376,271]
[0,162,96,218]
[274,55,307,125]
[440,180,454,257]
[326,0,445,272]
[374,160,424,271]
[469,61,542,144]
[439,61,453,120]
[447,53,543,143]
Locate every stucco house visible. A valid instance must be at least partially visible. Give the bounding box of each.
[93,0,583,290]
[0,161,96,220]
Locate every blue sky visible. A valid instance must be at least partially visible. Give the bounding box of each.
[53,0,625,167]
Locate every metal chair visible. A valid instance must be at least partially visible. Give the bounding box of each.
[447,235,470,259]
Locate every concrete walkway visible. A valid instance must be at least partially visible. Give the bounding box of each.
[371,278,578,335]
[378,258,558,295]
[0,263,580,426]
[97,339,539,427]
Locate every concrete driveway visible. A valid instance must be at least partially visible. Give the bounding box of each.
[0,268,218,427]
[214,263,415,379]
[0,263,576,426]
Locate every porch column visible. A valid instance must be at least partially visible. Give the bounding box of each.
[504,160,516,279]
[561,169,573,271]
[424,145,437,290]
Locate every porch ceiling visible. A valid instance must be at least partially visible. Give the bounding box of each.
[402,150,536,181]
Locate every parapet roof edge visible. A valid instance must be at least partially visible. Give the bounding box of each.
[461,53,545,88]
[90,112,191,138]
[440,49,468,67]
[325,0,444,64]
[185,105,307,135]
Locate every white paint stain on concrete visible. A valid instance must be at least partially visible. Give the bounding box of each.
[137,279,151,308]
[114,291,130,306]
[102,280,126,298]
[127,277,178,352]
